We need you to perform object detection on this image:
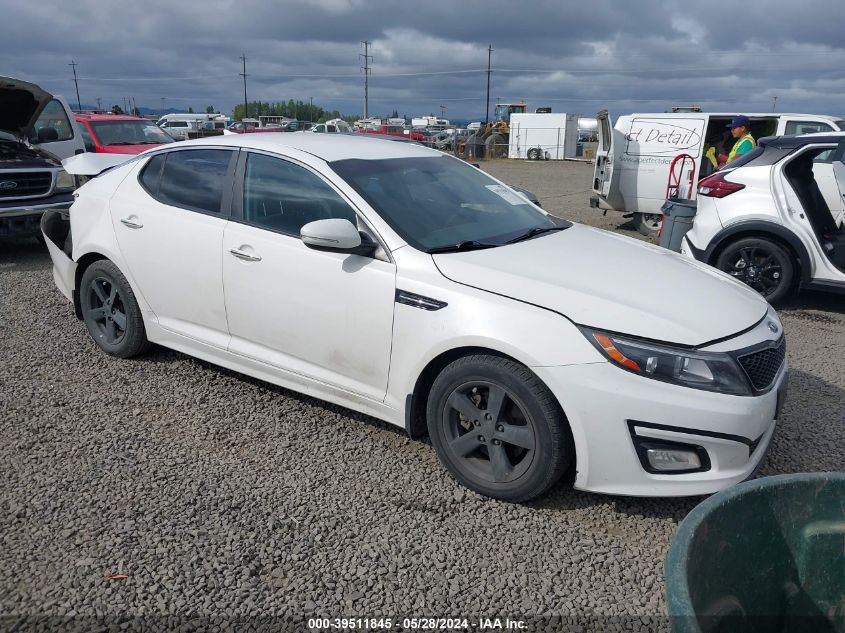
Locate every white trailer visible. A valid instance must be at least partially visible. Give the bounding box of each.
[508,113,579,160]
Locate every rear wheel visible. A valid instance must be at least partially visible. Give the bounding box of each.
[80,260,151,357]
[426,355,573,502]
[634,212,661,236]
[715,237,795,303]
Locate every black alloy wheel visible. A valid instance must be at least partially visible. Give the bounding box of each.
[715,237,795,303]
[441,380,537,485]
[80,260,151,357]
[427,355,573,502]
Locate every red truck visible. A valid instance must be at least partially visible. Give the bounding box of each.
[357,124,426,142]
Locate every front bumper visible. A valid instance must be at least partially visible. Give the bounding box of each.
[534,359,787,497]
[0,194,74,236]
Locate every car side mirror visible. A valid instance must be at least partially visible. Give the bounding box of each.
[300,218,377,256]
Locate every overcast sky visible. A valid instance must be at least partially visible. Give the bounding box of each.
[3,0,844,120]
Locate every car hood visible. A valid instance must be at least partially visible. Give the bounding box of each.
[0,139,62,168]
[432,224,767,347]
[0,76,53,138]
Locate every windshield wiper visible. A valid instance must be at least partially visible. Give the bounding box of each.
[505,226,568,244]
[427,240,500,254]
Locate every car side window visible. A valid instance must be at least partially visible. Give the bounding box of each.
[139,153,167,195]
[785,121,834,135]
[242,152,357,236]
[30,99,75,143]
[153,150,234,214]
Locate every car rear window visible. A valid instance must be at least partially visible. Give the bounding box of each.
[154,150,234,214]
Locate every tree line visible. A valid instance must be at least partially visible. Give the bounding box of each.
[232,100,357,123]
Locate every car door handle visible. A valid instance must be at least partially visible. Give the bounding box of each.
[120,217,143,229]
[229,247,262,262]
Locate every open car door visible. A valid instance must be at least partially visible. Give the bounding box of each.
[593,110,614,197]
[829,142,845,227]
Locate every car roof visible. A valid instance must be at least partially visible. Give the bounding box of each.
[165,131,442,161]
[76,113,151,122]
[759,132,845,149]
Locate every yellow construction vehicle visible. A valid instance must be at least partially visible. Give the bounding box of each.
[464,101,527,158]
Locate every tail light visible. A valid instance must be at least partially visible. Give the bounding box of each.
[698,172,746,198]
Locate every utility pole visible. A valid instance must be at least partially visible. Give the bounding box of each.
[240,53,249,119]
[96,97,102,112]
[69,60,81,111]
[360,41,372,118]
[309,96,313,122]
[485,45,494,124]
[772,95,778,112]
[440,104,447,118]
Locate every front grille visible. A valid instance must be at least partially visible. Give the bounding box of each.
[0,172,52,198]
[738,339,786,391]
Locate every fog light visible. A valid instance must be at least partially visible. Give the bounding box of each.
[646,448,701,472]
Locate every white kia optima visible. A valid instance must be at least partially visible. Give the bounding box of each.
[42,133,788,501]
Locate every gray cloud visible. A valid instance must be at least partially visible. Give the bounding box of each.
[2,0,843,119]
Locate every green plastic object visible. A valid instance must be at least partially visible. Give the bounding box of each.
[666,472,845,633]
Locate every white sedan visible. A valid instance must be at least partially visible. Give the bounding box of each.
[42,133,788,501]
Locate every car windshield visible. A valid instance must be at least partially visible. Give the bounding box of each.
[331,155,569,251]
[89,120,175,146]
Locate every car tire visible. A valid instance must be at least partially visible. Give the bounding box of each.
[634,212,661,236]
[485,133,506,159]
[426,354,573,502]
[80,260,151,358]
[715,237,795,303]
[527,147,542,161]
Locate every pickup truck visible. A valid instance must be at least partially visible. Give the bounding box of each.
[0,76,85,237]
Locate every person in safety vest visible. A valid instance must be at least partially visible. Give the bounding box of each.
[718,115,756,168]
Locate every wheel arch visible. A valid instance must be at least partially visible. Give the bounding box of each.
[405,345,568,440]
[704,220,812,282]
[72,251,110,319]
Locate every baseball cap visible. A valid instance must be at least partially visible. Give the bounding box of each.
[726,115,751,128]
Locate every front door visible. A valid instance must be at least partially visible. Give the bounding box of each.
[222,151,396,401]
[108,148,237,348]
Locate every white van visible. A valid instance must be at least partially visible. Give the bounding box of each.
[591,110,845,234]
[156,113,229,140]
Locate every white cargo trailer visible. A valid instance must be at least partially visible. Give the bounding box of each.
[508,113,579,160]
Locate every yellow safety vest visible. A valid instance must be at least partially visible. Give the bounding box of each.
[727,133,756,163]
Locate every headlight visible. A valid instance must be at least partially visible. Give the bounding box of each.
[55,169,75,192]
[582,328,751,396]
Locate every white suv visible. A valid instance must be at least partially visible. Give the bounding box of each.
[681,133,845,302]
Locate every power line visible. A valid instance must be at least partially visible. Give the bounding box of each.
[360,41,373,118]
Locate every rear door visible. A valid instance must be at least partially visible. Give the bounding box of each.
[108,148,237,348]
[592,110,614,197]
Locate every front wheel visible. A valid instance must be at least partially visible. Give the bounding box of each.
[715,237,795,303]
[80,260,151,357]
[426,355,573,502]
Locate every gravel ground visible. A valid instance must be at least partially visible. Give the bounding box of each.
[1,160,843,632]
